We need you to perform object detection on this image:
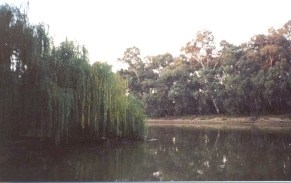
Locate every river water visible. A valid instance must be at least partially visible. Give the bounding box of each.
[1,126,291,181]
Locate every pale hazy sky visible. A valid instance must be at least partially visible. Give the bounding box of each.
[2,0,291,70]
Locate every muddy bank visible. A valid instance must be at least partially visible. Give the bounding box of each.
[147,115,291,130]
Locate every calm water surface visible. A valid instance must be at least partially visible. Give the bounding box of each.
[1,126,291,181]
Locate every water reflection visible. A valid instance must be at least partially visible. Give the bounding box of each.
[1,127,291,181]
[148,127,291,181]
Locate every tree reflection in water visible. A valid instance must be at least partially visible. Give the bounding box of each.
[148,127,291,181]
[1,126,291,181]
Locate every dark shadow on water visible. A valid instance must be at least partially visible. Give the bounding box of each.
[1,127,291,181]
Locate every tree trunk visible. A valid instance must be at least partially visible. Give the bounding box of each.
[212,98,220,114]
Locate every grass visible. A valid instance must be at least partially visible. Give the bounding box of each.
[149,114,291,123]
[181,115,197,120]
[280,113,291,119]
[199,117,207,120]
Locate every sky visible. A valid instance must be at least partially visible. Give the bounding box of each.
[2,0,291,71]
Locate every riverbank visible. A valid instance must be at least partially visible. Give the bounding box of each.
[147,115,291,130]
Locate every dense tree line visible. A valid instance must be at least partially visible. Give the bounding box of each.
[0,4,147,144]
[118,22,291,117]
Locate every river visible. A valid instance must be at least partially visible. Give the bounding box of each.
[1,126,291,181]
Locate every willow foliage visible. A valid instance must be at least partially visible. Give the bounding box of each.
[0,4,147,144]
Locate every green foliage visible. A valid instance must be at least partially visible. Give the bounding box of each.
[2,2,291,141]
[119,20,291,117]
[0,4,146,144]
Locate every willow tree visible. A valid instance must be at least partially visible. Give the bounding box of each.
[0,3,147,144]
[90,62,147,139]
[0,3,33,135]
